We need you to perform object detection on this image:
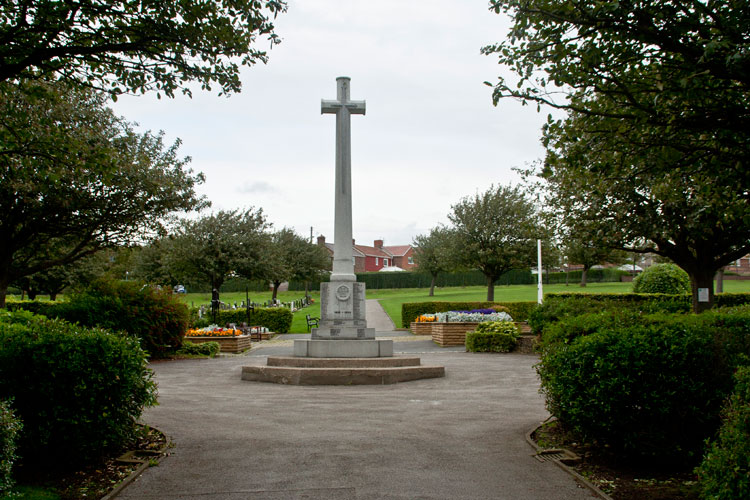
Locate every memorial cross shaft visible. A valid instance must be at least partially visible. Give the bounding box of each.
[321,76,366,282]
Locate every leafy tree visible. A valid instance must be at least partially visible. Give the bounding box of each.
[167,209,270,296]
[538,107,750,312]
[563,234,625,287]
[482,0,749,168]
[0,0,287,97]
[0,80,205,308]
[448,184,540,301]
[484,0,750,312]
[412,226,457,296]
[264,228,329,301]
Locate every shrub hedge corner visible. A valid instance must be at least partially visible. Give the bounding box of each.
[0,311,157,465]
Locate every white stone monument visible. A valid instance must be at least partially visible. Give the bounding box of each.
[294,77,392,358]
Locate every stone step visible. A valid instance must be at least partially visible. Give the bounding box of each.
[266,356,422,368]
[241,365,445,385]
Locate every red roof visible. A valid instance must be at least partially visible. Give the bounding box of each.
[354,244,392,258]
[384,245,412,256]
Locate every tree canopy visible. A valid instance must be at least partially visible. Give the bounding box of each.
[412,226,457,297]
[166,208,271,294]
[0,0,287,97]
[264,228,330,301]
[0,80,206,307]
[486,0,750,311]
[448,184,540,301]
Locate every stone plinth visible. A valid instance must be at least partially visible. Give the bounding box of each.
[294,339,393,358]
[312,282,375,339]
[241,356,445,385]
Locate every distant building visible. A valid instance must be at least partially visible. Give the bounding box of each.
[316,236,417,272]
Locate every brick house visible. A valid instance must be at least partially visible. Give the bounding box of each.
[316,236,417,272]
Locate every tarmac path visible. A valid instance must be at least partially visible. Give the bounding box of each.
[119,332,596,499]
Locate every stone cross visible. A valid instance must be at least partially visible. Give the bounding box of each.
[321,76,366,282]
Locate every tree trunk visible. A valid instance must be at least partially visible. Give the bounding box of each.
[689,268,715,313]
[429,274,436,297]
[50,292,58,301]
[272,281,280,301]
[715,268,724,294]
[486,275,495,302]
[0,282,7,309]
[565,267,569,286]
[27,289,37,300]
[580,267,588,287]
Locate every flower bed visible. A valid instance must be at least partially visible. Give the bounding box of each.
[184,334,251,354]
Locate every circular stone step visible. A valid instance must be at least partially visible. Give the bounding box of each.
[266,356,422,368]
[240,364,445,385]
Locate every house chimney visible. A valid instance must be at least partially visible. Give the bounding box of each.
[317,235,326,246]
[374,239,384,249]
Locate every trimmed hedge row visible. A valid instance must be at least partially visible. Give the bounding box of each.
[0,310,157,465]
[9,280,191,358]
[289,268,629,291]
[401,301,537,327]
[192,307,293,333]
[528,292,750,334]
[537,308,750,463]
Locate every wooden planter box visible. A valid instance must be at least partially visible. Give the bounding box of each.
[185,334,252,354]
[409,322,435,335]
[428,321,534,348]
[432,322,481,346]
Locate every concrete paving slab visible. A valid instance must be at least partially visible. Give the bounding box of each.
[120,345,596,499]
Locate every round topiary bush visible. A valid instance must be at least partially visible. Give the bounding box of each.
[632,263,691,294]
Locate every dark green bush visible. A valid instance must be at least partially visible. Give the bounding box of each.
[0,399,22,494]
[696,365,750,500]
[633,263,691,294]
[0,311,157,465]
[178,340,220,357]
[537,310,750,463]
[192,307,293,333]
[466,322,520,352]
[402,301,537,327]
[11,280,191,358]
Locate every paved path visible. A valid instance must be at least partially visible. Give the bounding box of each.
[365,299,396,332]
[120,340,596,500]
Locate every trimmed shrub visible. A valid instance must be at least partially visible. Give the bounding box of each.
[0,311,157,465]
[633,263,691,294]
[192,307,293,333]
[537,310,750,463]
[696,366,750,500]
[466,322,520,353]
[402,301,537,327]
[11,280,190,358]
[0,399,22,494]
[178,340,220,357]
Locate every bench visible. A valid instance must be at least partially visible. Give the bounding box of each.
[306,314,320,332]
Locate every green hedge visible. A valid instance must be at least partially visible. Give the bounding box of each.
[401,301,537,327]
[697,365,750,499]
[178,341,220,357]
[537,309,750,463]
[0,399,21,494]
[466,322,520,353]
[528,292,750,334]
[290,268,628,291]
[192,307,293,333]
[0,310,157,465]
[9,280,191,358]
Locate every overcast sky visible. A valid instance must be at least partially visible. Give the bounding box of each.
[111,0,549,248]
